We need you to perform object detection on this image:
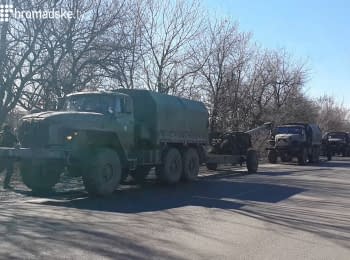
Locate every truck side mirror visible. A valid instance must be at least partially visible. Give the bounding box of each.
[263,122,272,130]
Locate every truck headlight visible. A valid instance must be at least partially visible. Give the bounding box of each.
[65,131,78,142]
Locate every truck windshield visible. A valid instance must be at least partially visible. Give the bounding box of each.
[63,94,121,114]
[328,133,346,140]
[276,126,303,135]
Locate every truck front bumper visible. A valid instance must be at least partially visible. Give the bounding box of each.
[0,147,69,160]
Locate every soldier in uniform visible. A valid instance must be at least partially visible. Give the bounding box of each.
[0,124,18,189]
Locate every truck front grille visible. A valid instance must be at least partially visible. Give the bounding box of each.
[18,120,49,148]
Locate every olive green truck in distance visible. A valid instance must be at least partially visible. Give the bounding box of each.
[0,89,259,196]
[267,123,323,165]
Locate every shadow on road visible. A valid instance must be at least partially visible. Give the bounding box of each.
[29,174,304,214]
[2,160,350,258]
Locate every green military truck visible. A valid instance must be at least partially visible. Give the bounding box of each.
[322,131,350,158]
[0,89,259,196]
[267,123,322,165]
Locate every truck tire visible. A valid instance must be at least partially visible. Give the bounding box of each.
[156,148,182,184]
[327,152,332,161]
[82,148,121,196]
[267,150,277,164]
[313,147,320,163]
[247,149,258,174]
[130,166,152,183]
[20,160,62,193]
[182,148,200,181]
[206,163,218,171]
[298,148,308,165]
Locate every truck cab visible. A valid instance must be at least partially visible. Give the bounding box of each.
[267,123,322,165]
[322,131,350,157]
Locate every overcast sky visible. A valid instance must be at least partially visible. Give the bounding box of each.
[203,0,350,107]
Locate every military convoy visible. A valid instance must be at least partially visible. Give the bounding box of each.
[0,89,344,196]
[267,123,323,165]
[0,89,264,196]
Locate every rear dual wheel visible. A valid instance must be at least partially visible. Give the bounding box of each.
[156,147,200,184]
[309,147,320,163]
[298,148,308,165]
[182,148,200,181]
[156,148,183,184]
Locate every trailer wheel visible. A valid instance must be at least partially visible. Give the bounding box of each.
[82,148,121,196]
[267,150,277,164]
[182,148,200,181]
[20,160,62,193]
[298,148,308,165]
[156,148,182,184]
[130,166,152,183]
[247,149,258,174]
[206,163,218,171]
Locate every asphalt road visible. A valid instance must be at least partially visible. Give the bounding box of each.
[0,158,349,259]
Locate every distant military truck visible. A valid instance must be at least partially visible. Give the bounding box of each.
[0,89,260,196]
[267,123,322,165]
[322,131,350,157]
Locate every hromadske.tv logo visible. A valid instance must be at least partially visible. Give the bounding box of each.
[0,1,77,22]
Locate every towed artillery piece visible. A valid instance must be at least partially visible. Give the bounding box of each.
[205,122,272,171]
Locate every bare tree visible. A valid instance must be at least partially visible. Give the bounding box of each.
[195,18,250,132]
[0,0,50,123]
[20,0,129,111]
[139,0,203,94]
[316,95,350,132]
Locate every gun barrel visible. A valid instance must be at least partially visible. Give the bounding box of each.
[245,122,272,134]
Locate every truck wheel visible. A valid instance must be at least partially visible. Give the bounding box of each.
[267,150,277,164]
[130,166,152,183]
[206,163,218,171]
[182,148,200,181]
[247,149,258,174]
[327,152,332,161]
[156,148,182,184]
[20,160,62,193]
[313,148,320,163]
[298,148,308,165]
[82,148,121,196]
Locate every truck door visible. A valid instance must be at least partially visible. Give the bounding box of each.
[114,96,134,153]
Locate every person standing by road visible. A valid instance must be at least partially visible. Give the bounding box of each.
[0,124,18,189]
